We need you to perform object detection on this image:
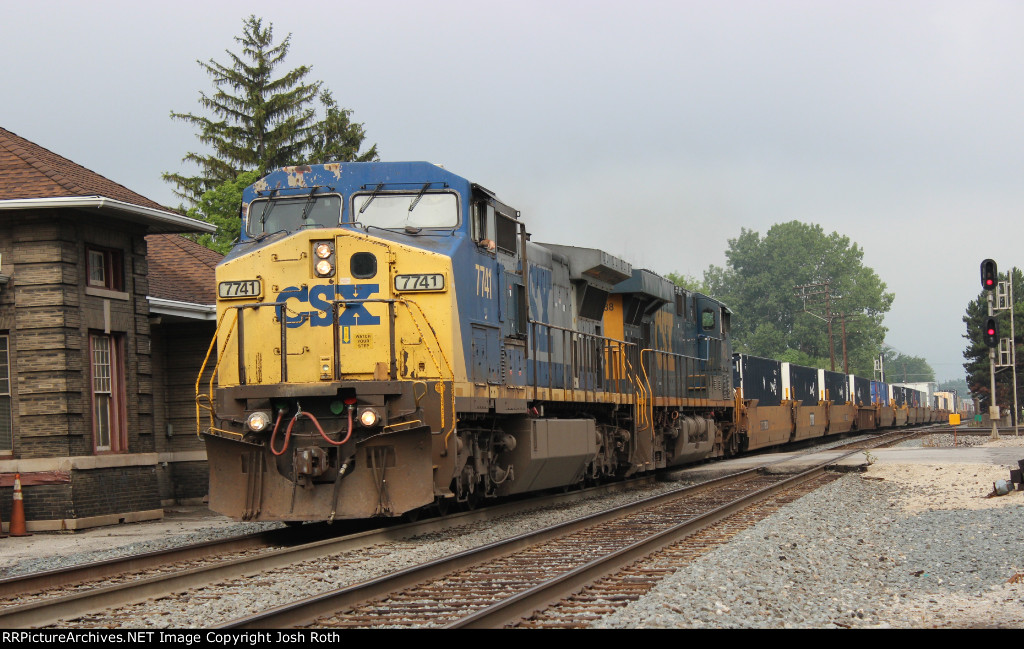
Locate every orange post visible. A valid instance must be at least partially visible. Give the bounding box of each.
[9,473,29,537]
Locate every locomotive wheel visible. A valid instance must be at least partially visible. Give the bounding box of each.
[463,488,482,511]
[434,496,452,516]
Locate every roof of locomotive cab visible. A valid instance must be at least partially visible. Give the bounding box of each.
[244,161,475,203]
[233,161,487,254]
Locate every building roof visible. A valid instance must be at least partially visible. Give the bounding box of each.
[146,234,222,308]
[0,127,214,234]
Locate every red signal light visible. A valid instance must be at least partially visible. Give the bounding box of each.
[981,259,998,291]
[984,317,998,347]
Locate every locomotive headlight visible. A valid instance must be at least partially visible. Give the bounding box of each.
[315,259,333,276]
[246,411,272,432]
[315,242,333,259]
[358,408,380,427]
[313,241,335,277]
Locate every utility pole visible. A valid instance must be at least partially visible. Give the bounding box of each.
[794,281,836,371]
[841,314,848,374]
[837,312,869,375]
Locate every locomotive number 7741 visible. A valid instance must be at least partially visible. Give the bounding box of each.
[394,273,445,292]
[218,279,261,299]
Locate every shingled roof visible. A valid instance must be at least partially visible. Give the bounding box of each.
[146,234,222,306]
[0,126,213,234]
[0,126,222,314]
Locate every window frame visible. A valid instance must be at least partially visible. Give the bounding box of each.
[89,332,127,454]
[494,212,519,255]
[245,193,344,238]
[701,308,717,333]
[86,245,124,292]
[348,189,461,232]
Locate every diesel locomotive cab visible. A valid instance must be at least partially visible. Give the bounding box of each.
[201,163,470,522]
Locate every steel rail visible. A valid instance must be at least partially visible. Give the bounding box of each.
[220,445,873,630]
[0,529,285,598]
[448,463,836,628]
[0,479,652,629]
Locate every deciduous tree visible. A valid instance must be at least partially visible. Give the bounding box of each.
[702,221,893,375]
[881,348,935,383]
[183,171,260,254]
[665,272,705,293]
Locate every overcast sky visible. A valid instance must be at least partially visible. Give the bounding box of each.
[5,0,1024,382]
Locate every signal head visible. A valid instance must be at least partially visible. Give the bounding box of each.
[984,316,999,348]
[981,259,998,291]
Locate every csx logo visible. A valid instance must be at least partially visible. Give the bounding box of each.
[276,284,380,328]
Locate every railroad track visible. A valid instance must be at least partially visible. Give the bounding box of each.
[1,427,929,629]
[513,471,840,628]
[223,445,877,629]
[835,427,927,450]
[0,479,654,628]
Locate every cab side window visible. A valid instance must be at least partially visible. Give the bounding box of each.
[472,201,494,244]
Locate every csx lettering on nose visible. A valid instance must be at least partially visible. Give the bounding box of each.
[275,284,380,328]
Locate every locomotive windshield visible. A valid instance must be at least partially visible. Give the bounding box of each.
[353,191,458,231]
[246,194,342,238]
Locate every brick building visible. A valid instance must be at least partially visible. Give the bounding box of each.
[0,127,222,531]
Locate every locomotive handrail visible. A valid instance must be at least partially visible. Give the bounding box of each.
[639,346,719,409]
[526,319,638,402]
[623,351,649,429]
[195,306,245,439]
[526,319,632,346]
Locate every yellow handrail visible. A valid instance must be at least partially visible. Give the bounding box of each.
[195,308,239,438]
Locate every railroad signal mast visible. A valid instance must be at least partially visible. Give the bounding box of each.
[981,259,1001,439]
[991,262,1019,437]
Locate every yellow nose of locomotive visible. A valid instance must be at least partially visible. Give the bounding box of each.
[213,229,458,388]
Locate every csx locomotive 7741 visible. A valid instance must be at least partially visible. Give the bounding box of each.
[197,162,947,523]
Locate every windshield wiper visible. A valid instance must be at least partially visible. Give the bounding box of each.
[408,183,431,213]
[256,189,279,235]
[253,229,287,243]
[358,183,384,215]
[298,187,318,224]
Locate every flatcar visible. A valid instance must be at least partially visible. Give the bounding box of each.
[196,162,947,523]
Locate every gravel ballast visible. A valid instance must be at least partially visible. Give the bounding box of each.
[4,434,1022,628]
[593,436,1024,629]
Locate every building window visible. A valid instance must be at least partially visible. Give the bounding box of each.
[90,333,126,452]
[0,334,10,453]
[87,246,124,291]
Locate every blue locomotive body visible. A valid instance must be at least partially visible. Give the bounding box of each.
[198,162,943,522]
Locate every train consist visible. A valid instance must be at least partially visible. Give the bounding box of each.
[197,162,950,523]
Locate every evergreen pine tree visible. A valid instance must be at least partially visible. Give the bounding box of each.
[164,15,377,206]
